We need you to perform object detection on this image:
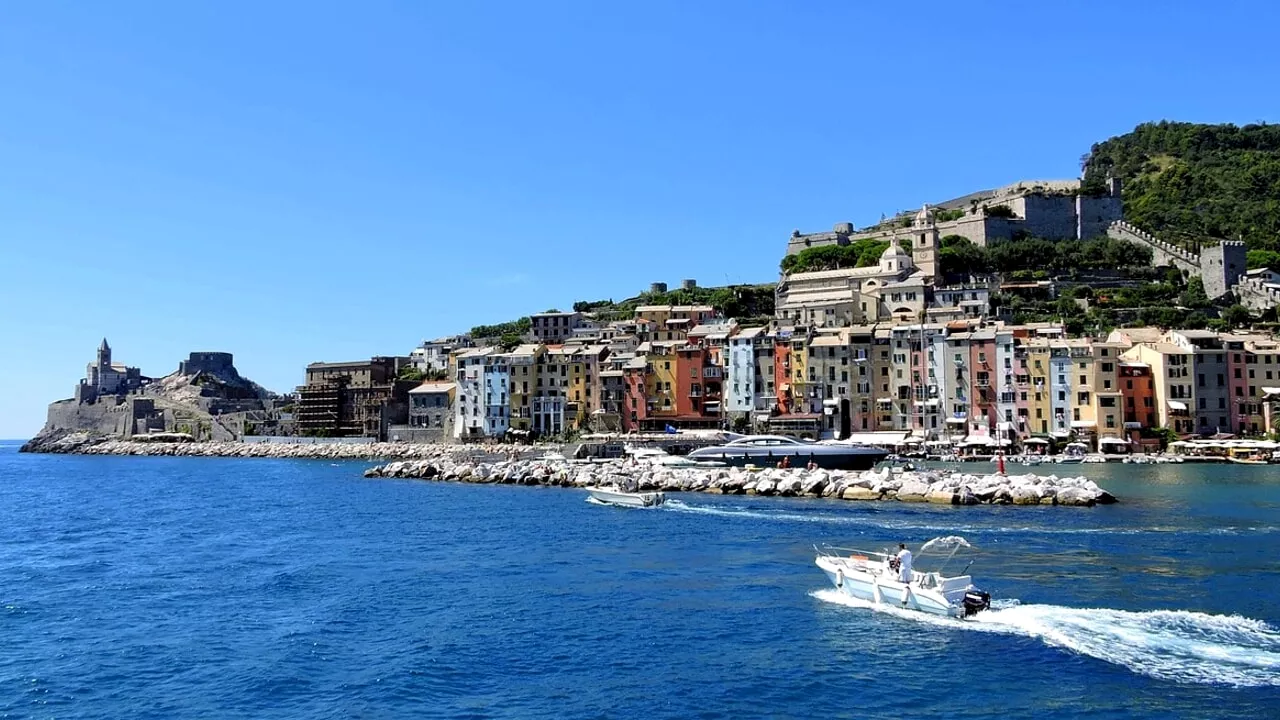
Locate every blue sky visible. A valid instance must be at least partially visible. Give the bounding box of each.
[3,1,1279,438]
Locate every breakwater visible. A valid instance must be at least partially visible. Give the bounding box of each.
[364,457,1118,506]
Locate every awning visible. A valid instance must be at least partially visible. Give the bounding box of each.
[945,417,966,424]
[1168,401,1187,411]
[1051,430,1072,438]
[961,436,995,446]
[1024,438,1051,445]
[703,401,720,409]
[822,398,840,407]
[1071,420,1097,428]
[1123,421,1143,429]
[925,399,940,406]
[1099,437,1129,445]
[837,431,910,447]
[876,398,893,405]
[997,422,1013,431]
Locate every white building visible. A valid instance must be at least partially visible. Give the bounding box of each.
[483,353,510,437]
[725,327,764,413]
[412,335,473,373]
[453,348,494,439]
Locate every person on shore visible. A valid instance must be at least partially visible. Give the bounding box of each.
[896,543,913,583]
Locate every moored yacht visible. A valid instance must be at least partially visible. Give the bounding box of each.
[687,435,888,470]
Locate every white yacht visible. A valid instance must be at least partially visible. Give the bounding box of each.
[815,536,991,619]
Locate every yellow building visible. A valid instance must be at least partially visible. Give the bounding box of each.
[645,342,679,418]
[1024,338,1054,437]
[507,344,544,432]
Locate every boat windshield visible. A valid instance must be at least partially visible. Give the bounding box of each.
[912,536,976,574]
[725,436,800,447]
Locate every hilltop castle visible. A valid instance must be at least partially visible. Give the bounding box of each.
[785,177,1124,257]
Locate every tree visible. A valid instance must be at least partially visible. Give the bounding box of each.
[1180,277,1211,308]
[1221,304,1253,328]
[499,332,523,351]
[398,366,426,382]
[1247,249,1280,271]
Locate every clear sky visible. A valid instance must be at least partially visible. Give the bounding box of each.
[3,1,1279,438]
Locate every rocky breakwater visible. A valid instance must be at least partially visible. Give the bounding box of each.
[364,459,1118,507]
[20,431,467,461]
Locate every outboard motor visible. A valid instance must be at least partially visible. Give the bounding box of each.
[962,590,991,617]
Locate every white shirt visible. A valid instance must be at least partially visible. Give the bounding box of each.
[897,548,913,581]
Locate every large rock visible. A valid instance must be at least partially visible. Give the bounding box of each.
[841,486,881,501]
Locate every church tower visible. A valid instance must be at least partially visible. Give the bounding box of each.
[912,204,940,283]
[95,338,111,390]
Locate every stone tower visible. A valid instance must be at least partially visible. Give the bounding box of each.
[1200,241,1248,300]
[97,337,111,374]
[912,204,940,282]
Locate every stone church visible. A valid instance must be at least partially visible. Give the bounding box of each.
[775,205,939,327]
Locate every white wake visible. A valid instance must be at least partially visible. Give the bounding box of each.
[662,499,1277,536]
[811,589,1280,687]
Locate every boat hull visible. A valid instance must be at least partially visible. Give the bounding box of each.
[687,447,888,471]
[816,557,973,619]
[586,488,666,507]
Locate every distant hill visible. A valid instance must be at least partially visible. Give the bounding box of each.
[1082,121,1280,256]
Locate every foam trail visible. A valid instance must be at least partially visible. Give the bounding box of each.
[812,589,1280,687]
[662,500,1277,536]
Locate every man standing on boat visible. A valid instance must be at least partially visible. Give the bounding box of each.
[896,543,913,583]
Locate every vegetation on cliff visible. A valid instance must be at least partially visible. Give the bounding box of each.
[1081,121,1280,259]
[938,235,1153,277]
[779,239,889,273]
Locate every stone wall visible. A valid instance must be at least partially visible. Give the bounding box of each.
[1077,194,1123,239]
[1237,277,1280,312]
[1107,221,1199,275]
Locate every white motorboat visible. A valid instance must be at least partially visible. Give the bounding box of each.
[815,536,991,619]
[623,444,725,469]
[586,485,666,508]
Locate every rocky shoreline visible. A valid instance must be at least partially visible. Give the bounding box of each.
[19,431,491,461]
[364,457,1118,507]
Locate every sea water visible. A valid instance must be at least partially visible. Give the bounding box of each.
[1,443,1277,718]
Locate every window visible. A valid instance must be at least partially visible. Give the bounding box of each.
[1078,392,1090,405]
[1218,397,1226,409]
[1073,408,1080,421]
[1058,391,1066,402]
[1079,375,1087,385]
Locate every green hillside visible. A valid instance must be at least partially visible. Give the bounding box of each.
[1082,121,1280,259]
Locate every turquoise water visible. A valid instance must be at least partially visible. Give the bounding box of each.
[1,443,1278,718]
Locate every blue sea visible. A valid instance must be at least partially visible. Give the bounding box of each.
[1,442,1278,719]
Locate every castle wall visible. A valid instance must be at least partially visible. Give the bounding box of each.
[179,352,235,376]
[1107,221,1199,276]
[1018,194,1079,240]
[1077,195,1123,239]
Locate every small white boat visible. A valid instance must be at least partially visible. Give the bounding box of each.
[815,536,991,619]
[586,486,666,508]
[624,444,724,469]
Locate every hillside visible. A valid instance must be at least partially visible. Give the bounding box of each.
[1081,121,1280,262]
[470,282,777,345]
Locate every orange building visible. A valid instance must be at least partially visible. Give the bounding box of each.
[1118,361,1156,434]
[672,344,724,429]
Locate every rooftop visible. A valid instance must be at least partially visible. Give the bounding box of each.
[409,382,456,394]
